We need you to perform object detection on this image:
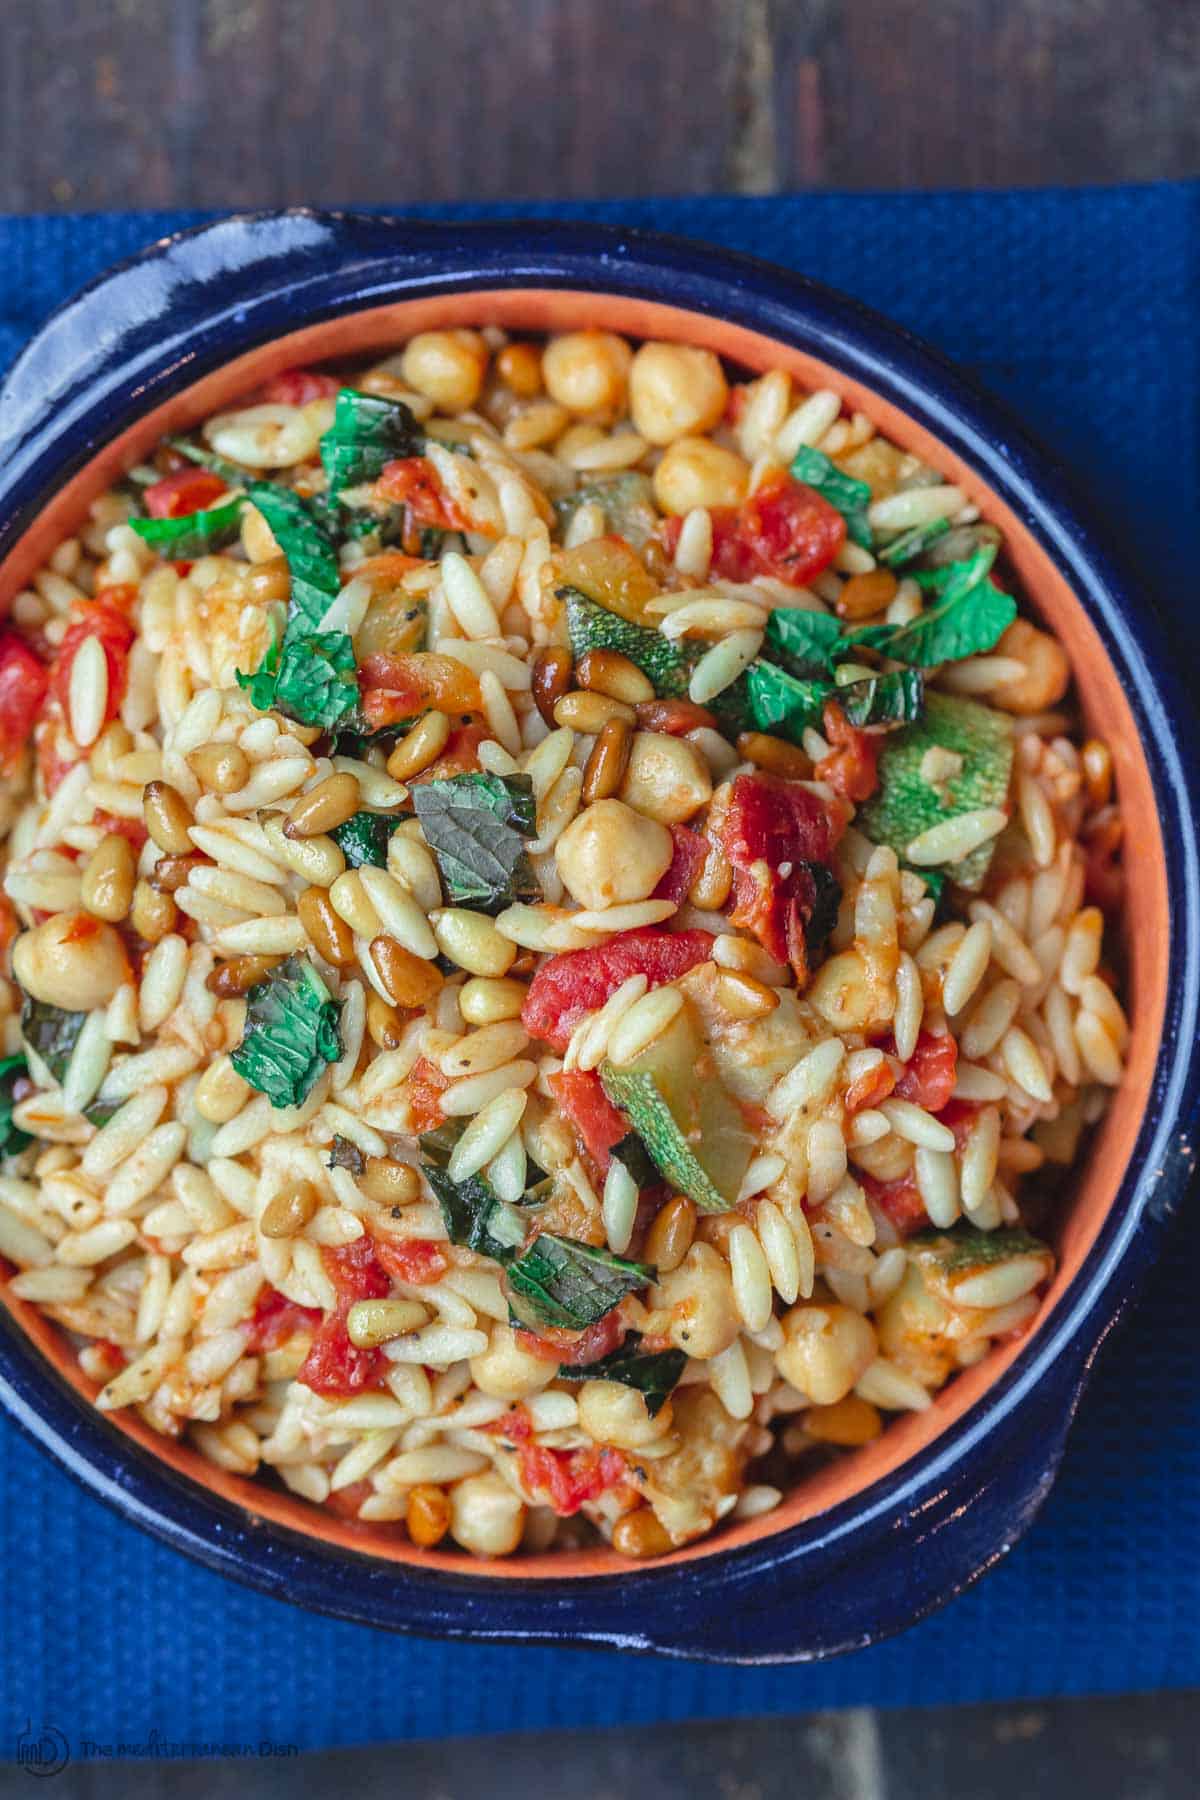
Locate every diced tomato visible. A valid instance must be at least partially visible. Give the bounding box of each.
[35,719,79,796]
[519,1442,628,1517]
[937,1098,980,1150]
[406,1056,449,1133]
[522,926,715,1053]
[0,632,48,776]
[514,1308,628,1370]
[259,368,339,406]
[652,825,707,906]
[143,467,227,519]
[719,772,844,978]
[357,650,482,733]
[322,1238,392,1303]
[298,1239,393,1397]
[48,601,135,738]
[374,1237,448,1286]
[843,1058,896,1115]
[491,1404,534,1442]
[891,1030,958,1113]
[660,470,845,587]
[814,700,881,804]
[244,1286,322,1353]
[550,1069,631,1172]
[93,809,149,851]
[406,721,489,784]
[861,1169,928,1237]
[0,895,18,959]
[376,456,470,534]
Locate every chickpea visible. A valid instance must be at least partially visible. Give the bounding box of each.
[541,331,632,418]
[554,798,673,910]
[449,1470,526,1558]
[619,731,713,824]
[468,1323,557,1401]
[400,330,488,412]
[578,1379,673,1451]
[652,437,749,515]
[989,619,1071,715]
[652,1242,741,1360]
[629,341,729,446]
[12,912,129,1011]
[775,1300,878,1405]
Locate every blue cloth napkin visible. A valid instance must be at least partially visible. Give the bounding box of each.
[1,187,1198,1753]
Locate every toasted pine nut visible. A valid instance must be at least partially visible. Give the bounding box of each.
[297,886,355,966]
[386,710,451,782]
[151,852,207,893]
[1081,738,1113,807]
[260,1181,319,1239]
[580,716,633,804]
[553,689,635,733]
[576,648,655,705]
[187,743,251,794]
[371,934,445,1007]
[347,1297,431,1347]
[642,1193,696,1274]
[142,780,194,855]
[360,1158,421,1206]
[837,569,898,620]
[496,342,543,398]
[80,833,135,922]
[531,646,573,726]
[458,976,528,1025]
[736,731,813,779]
[406,1482,452,1547]
[130,880,177,943]
[206,954,281,998]
[193,1054,252,1124]
[366,993,405,1049]
[688,838,732,910]
[286,772,361,839]
[634,697,717,735]
[243,555,291,603]
[611,1507,673,1558]
[715,968,779,1020]
[328,869,382,938]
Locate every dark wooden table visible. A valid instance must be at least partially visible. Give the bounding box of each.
[2,0,1198,211]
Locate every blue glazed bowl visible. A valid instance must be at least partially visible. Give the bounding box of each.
[0,212,1198,1662]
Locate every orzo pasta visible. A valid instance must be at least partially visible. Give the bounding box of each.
[0,327,1126,1558]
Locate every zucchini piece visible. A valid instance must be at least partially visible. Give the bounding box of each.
[560,588,753,735]
[599,1001,753,1213]
[555,472,659,549]
[908,1222,1054,1305]
[855,692,1014,890]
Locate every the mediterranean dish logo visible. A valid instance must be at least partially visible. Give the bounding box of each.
[15,1723,69,1778]
[15,1723,298,1771]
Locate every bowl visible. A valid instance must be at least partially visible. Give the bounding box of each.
[0,211,1197,1662]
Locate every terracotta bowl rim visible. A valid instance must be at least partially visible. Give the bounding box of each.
[0,212,1198,1660]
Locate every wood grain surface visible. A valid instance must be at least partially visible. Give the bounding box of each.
[1,0,1197,212]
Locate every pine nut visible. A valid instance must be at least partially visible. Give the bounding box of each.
[386,710,451,782]
[80,833,135,922]
[347,1297,431,1347]
[206,954,281,997]
[142,780,195,855]
[553,689,635,732]
[837,568,898,620]
[328,869,383,938]
[580,716,633,804]
[1081,738,1113,807]
[642,1193,696,1274]
[458,976,528,1025]
[244,555,291,602]
[688,838,733,909]
[715,968,779,1020]
[130,879,177,942]
[635,697,718,735]
[432,908,517,977]
[286,771,361,839]
[260,1180,319,1239]
[405,1483,451,1547]
[193,1054,253,1124]
[297,886,355,966]
[366,993,405,1049]
[736,731,814,779]
[371,935,445,1007]
[497,342,543,397]
[612,1507,672,1559]
[151,852,207,893]
[531,646,573,725]
[360,1158,420,1206]
[576,648,655,705]
[187,742,251,794]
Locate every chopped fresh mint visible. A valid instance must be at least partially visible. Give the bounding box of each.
[129,497,245,559]
[791,446,873,548]
[506,1233,652,1332]
[411,773,539,915]
[230,956,341,1110]
[19,996,86,1087]
[556,1331,686,1416]
[165,437,247,487]
[320,390,424,497]
[419,1124,529,1262]
[837,667,925,728]
[330,811,407,869]
[874,517,952,568]
[842,546,1016,668]
[746,661,831,743]
[328,1135,366,1176]
[245,483,341,630]
[0,1055,31,1158]
[763,606,842,679]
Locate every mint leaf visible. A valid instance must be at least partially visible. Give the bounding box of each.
[791,446,872,548]
[837,667,924,728]
[20,995,86,1086]
[556,1331,686,1415]
[746,661,831,743]
[763,606,842,678]
[330,811,406,869]
[0,1055,31,1158]
[230,956,341,1109]
[507,1234,652,1331]
[874,517,952,568]
[412,773,539,915]
[130,497,245,559]
[843,547,1016,668]
[246,483,341,630]
[320,389,424,497]
[165,437,247,487]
